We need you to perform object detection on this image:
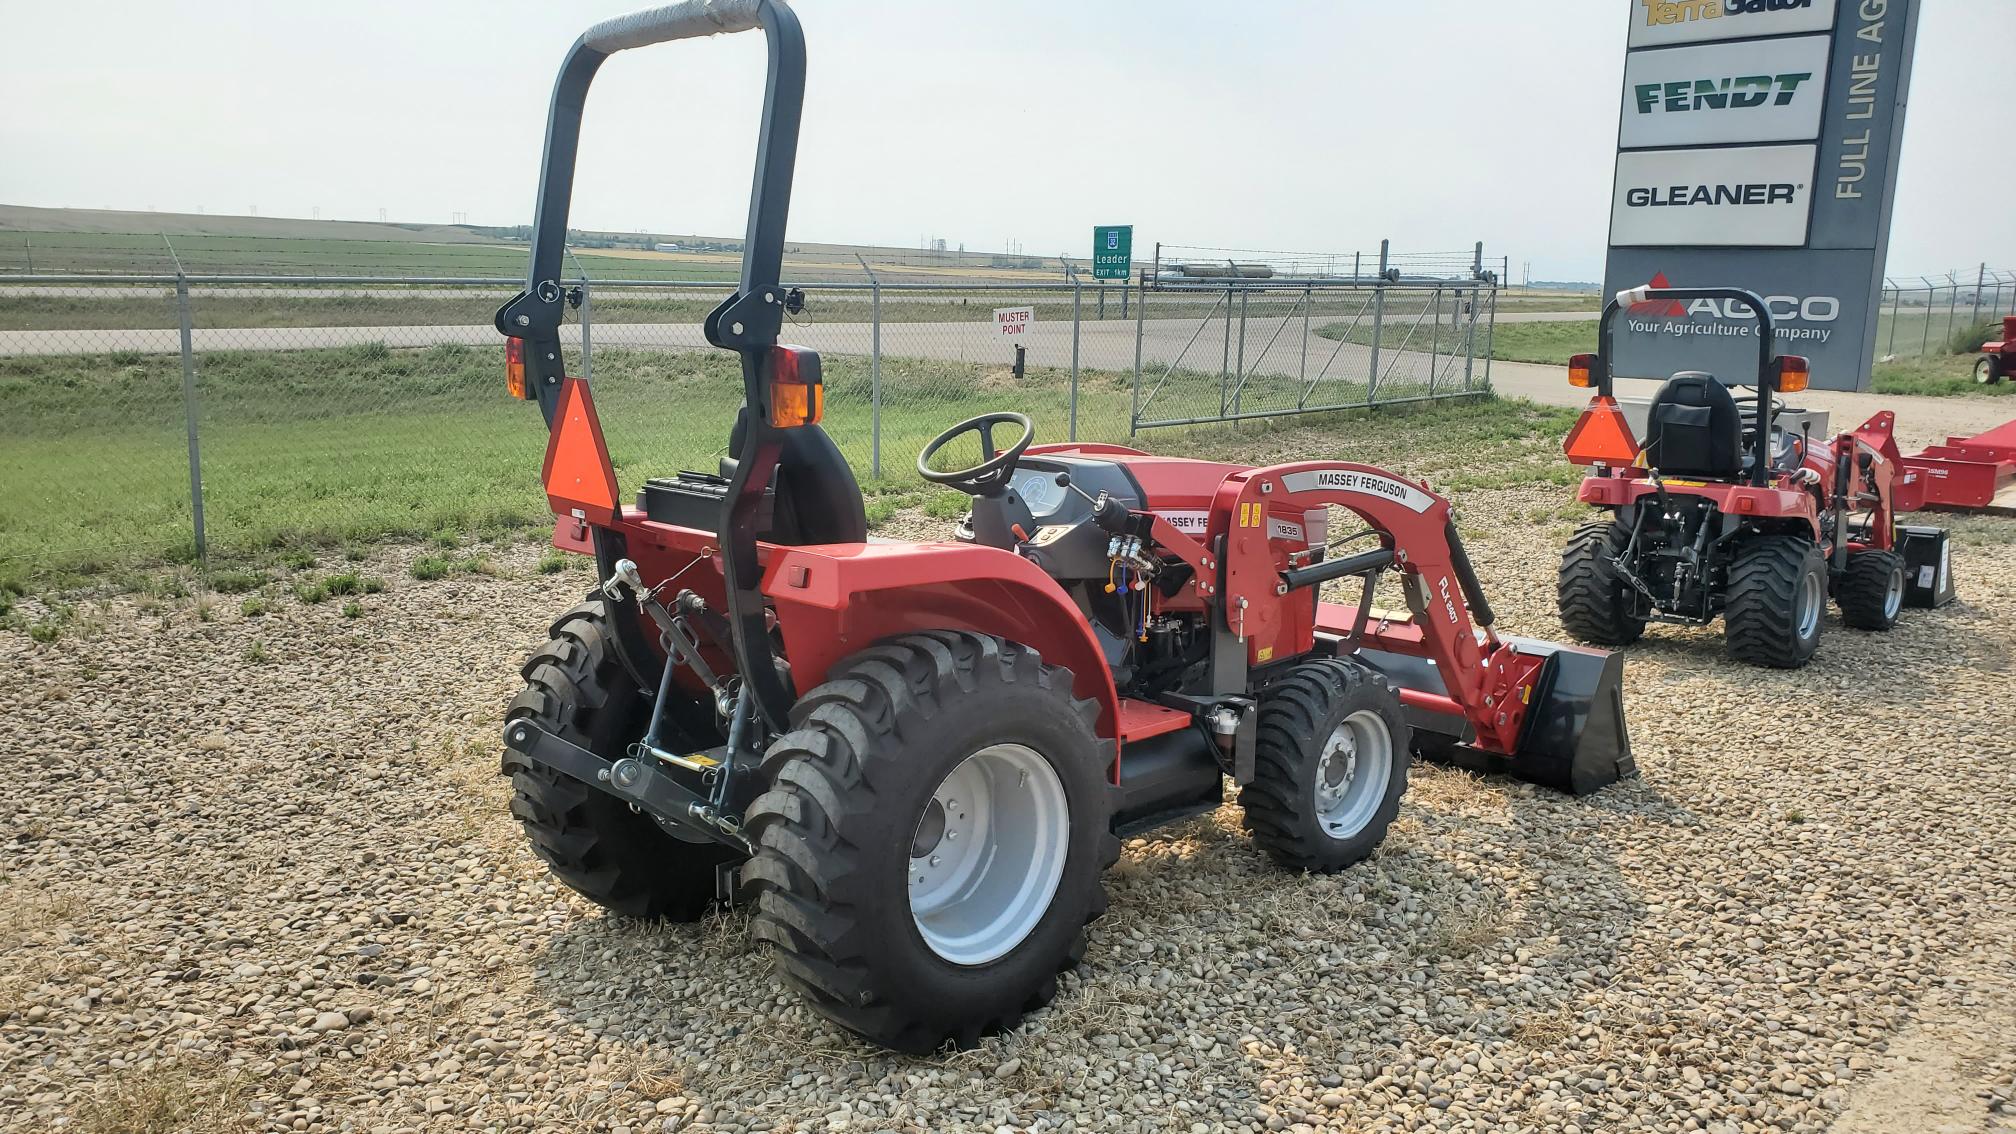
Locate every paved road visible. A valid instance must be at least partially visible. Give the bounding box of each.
[4,313,2001,449]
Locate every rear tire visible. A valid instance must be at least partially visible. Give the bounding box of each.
[1558,519,1646,646]
[1241,658,1409,873]
[741,632,1117,1053]
[1725,536,1827,669]
[503,597,741,921]
[1837,548,1906,630]
[1976,356,2004,385]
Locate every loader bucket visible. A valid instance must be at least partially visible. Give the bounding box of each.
[1501,636,1635,796]
[1354,638,1634,796]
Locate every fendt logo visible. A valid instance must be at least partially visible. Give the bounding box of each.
[1632,72,1813,115]
[1639,0,1812,28]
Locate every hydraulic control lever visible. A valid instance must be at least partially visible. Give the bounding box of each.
[1055,472,1132,533]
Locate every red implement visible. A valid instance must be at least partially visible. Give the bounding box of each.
[1900,417,2016,515]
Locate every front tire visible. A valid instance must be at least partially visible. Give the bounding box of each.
[1725,536,1827,668]
[1558,519,1647,646]
[1241,658,1409,873]
[741,632,1117,1053]
[1977,356,2004,385]
[502,597,741,921]
[1837,548,1906,630]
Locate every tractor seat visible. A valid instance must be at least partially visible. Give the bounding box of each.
[1643,371,1742,479]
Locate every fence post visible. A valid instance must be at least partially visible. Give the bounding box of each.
[1945,274,1960,346]
[1482,281,1497,390]
[1130,268,1145,437]
[175,275,208,568]
[578,281,593,382]
[1463,283,1478,391]
[1368,239,1388,400]
[1220,284,1233,416]
[1232,288,1248,416]
[857,254,882,478]
[1070,280,1082,441]
[1301,286,1311,388]
[1886,281,1901,356]
[1428,287,1441,394]
[1973,263,1987,328]
[1920,278,1936,354]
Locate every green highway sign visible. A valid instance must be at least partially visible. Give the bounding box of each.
[1092,225,1132,280]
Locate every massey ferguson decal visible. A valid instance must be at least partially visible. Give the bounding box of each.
[1279,470,1435,514]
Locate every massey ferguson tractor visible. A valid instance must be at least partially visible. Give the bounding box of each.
[491,0,1632,1053]
[1557,285,1948,668]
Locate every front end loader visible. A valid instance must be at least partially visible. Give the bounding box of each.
[491,0,1634,1053]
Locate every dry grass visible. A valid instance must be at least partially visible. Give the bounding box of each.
[71,1060,248,1134]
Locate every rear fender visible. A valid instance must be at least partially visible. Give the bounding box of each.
[761,540,1122,758]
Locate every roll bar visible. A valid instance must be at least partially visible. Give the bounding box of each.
[497,0,809,733]
[495,0,804,426]
[1589,286,1782,487]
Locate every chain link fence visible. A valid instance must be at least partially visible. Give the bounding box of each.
[0,243,1496,585]
[1877,266,2016,359]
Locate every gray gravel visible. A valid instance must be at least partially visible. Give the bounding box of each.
[3,495,2014,1134]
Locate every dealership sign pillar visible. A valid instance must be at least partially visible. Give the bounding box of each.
[1602,0,1918,392]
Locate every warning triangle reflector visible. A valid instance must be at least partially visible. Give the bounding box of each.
[1563,396,1640,467]
[542,377,621,524]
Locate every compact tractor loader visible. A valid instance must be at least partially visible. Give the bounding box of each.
[1557,285,1951,668]
[492,0,1633,1053]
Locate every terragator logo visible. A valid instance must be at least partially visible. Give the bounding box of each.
[1633,72,1813,115]
[1624,182,1800,207]
[1639,0,1813,27]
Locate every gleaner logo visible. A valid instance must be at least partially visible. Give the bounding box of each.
[1624,182,1800,207]
[1633,72,1812,115]
[1640,0,1813,26]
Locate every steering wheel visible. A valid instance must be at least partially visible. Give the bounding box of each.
[916,411,1035,495]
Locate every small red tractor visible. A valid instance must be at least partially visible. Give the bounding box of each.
[1557,285,1953,668]
[490,0,1631,1053]
[1976,315,2016,385]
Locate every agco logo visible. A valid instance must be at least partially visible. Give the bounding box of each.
[1627,272,1840,323]
[1632,72,1814,115]
[1640,0,1813,27]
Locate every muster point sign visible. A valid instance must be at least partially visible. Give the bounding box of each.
[993,306,1035,336]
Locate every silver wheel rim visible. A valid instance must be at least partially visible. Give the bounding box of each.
[1797,568,1823,639]
[1978,359,1994,384]
[908,743,1069,966]
[1883,566,1904,620]
[1312,710,1393,839]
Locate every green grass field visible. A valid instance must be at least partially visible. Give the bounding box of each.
[0,338,1525,587]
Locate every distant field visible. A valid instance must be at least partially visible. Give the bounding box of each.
[1319,316,2012,397]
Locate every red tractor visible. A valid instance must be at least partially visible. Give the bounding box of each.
[1557,285,1936,668]
[491,0,1631,1053]
[1976,315,2016,385]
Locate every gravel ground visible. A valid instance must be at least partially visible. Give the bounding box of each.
[4,471,2015,1133]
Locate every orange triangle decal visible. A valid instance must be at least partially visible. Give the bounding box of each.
[542,377,620,524]
[1563,396,1640,467]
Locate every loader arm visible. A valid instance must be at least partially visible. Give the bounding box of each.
[1212,461,1561,759]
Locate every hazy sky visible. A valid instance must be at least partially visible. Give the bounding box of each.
[3,0,2010,281]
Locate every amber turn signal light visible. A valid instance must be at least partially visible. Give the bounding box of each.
[1567,353,1598,389]
[1773,354,1810,393]
[769,345,824,427]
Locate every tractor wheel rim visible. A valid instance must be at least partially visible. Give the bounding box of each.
[1978,360,1994,384]
[1312,710,1393,839]
[907,743,1069,966]
[1797,569,1823,639]
[1883,566,1904,620]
